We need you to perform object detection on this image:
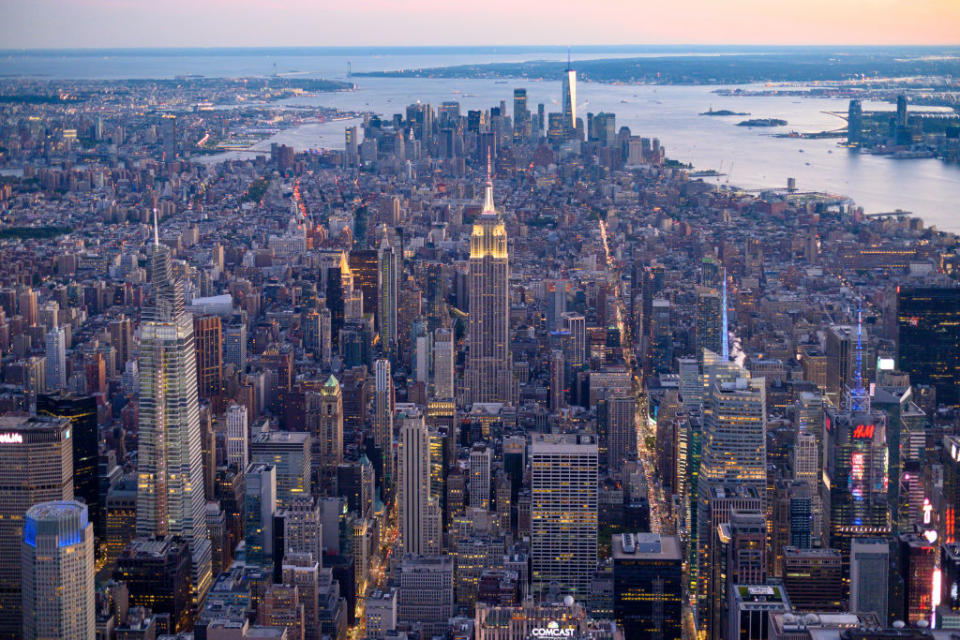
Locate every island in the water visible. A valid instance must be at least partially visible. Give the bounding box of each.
[700,109,749,116]
[738,118,788,127]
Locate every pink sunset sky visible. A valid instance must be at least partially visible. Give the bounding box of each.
[1,0,958,49]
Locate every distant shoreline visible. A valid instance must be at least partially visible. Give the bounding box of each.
[6,44,958,56]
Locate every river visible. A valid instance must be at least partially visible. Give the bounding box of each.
[4,48,959,232]
[253,78,960,233]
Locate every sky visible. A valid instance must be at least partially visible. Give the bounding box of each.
[1,0,959,49]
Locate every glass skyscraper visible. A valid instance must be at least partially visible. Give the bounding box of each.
[897,287,960,406]
[136,230,213,603]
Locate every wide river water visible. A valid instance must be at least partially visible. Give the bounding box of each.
[4,48,959,232]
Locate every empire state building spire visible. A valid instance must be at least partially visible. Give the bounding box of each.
[483,150,495,214]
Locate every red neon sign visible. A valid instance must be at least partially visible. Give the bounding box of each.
[853,424,875,439]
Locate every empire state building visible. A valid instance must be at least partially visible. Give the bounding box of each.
[136,213,213,603]
[466,170,514,405]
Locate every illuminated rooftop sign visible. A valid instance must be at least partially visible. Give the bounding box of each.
[853,424,875,439]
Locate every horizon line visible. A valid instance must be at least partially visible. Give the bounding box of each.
[4,43,960,55]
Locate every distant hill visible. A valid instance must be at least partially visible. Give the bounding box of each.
[354,47,960,85]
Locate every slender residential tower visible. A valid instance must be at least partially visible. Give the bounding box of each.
[136,210,212,603]
[466,162,514,405]
[378,227,399,356]
[373,359,395,495]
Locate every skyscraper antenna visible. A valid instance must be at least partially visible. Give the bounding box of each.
[567,46,571,70]
[152,207,159,246]
[483,149,495,213]
[721,268,729,361]
[851,303,867,412]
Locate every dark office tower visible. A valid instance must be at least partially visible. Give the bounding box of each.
[944,543,960,612]
[425,264,445,331]
[945,436,960,545]
[302,309,323,360]
[513,88,528,125]
[440,127,456,159]
[697,287,723,355]
[613,533,683,640]
[352,206,370,249]
[326,263,345,340]
[244,463,275,567]
[0,415,73,640]
[337,462,366,516]
[649,299,673,374]
[223,323,247,370]
[467,109,482,133]
[897,533,936,625]
[896,94,908,129]
[349,249,379,316]
[897,287,960,406]
[848,100,863,146]
[771,480,814,576]
[782,547,843,611]
[536,103,545,135]
[115,536,192,633]
[590,111,615,146]
[193,315,222,401]
[37,393,100,541]
[850,538,890,622]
